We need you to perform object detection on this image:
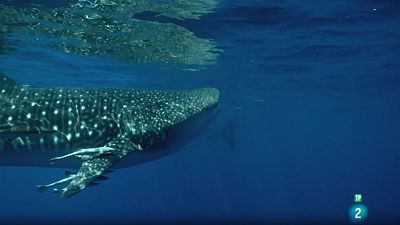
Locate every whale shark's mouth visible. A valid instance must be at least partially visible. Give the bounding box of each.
[208,88,220,107]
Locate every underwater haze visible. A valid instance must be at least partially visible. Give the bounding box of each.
[0,0,399,224]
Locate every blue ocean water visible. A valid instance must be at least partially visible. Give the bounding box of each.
[0,0,399,224]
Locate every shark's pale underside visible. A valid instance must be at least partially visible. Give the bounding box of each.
[0,72,219,198]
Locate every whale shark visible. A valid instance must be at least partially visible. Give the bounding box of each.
[0,72,219,198]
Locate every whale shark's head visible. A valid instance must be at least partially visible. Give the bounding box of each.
[187,87,220,112]
[164,88,220,137]
[165,88,220,153]
[116,88,220,168]
[129,87,220,140]
[177,87,220,140]
[135,87,220,149]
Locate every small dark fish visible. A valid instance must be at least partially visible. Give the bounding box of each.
[88,182,99,187]
[96,175,108,181]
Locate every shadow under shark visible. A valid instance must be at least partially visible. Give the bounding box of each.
[0,72,219,198]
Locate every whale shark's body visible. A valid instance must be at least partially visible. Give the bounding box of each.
[0,72,219,198]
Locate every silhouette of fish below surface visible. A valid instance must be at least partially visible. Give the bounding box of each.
[0,72,220,198]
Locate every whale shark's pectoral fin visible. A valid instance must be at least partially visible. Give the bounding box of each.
[38,137,142,198]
